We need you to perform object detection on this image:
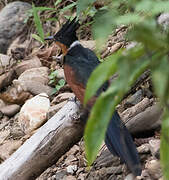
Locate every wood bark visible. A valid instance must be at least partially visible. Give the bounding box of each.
[0,98,162,180]
[0,100,85,180]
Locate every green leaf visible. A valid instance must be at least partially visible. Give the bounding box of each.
[152,55,169,102]
[92,10,115,49]
[58,79,66,86]
[161,110,169,180]
[84,52,119,105]
[34,7,55,11]
[77,0,96,15]
[49,79,55,84]
[32,4,44,42]
[136,0,169,14]
[115,13,141,25]
[55,0,62,6]
[61,2,76,12]
[85,91,118,165]
[129,24,167,51]
[31,34,44,44]
[51,88,58,95]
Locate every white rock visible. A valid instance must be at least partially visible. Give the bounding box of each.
[18,93,50,134]
[145,159,162,179]
[124,173,135,180]
[149,139,160,156]
[66,165,78,174]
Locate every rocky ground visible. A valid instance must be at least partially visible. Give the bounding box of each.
[0,1,165,180]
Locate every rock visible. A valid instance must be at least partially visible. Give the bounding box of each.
[64,175,76,180]
[54,170,67,180]
[0,130,10,144]
[149,139,160,158]
[66,165,78,174]
[14,57,42,76]
[0,116,9,130]
[0,99,5,108]
[65,155,78,165]
[145,159,162,179]
[48,101,67,119]
[0,140,22,160]
[0,54,13,75]
[13,80,53,96]
[0,111,3,119]
[124,173,135,180]
[80,40,96,50]
[67,144,79,156]
[121,98,151,120]
[137,143,150,154]
[0,104,20,117]
[56,68,65,79]
[0,86,31,105]
[51,93,74,104]
[157,13,169,30]
[18,67,49,85]
[126,104,162,134]
[7,38,30,60]
[18,93,50,134]
[125,89,143,107]
[0,1,31,54]
[0,69,15,90]
[10,126,25,140]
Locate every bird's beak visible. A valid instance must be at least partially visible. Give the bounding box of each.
[44,36,54,41]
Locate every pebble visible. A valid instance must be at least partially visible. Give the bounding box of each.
[0,104,20,117]
[0,1,31,53]
[18,93,50,134]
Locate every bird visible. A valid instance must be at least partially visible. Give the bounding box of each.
[45,17,142,176]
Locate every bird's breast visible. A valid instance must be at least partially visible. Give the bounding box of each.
[64,64,85,104]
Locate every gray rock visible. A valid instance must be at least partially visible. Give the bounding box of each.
[145,159,162,179]
[0,1,31,54]
[0,54,14,75]
[0,70,15,91]
[0,140,22,160]
[124,173,135,180]
[14,57,42,76]
[125,89,143,107]
[137,143,150,154]
[149,139,160,159]
[0,104,20,117]
[21,81,53,96]
[0,99,5,108]
[18,67,50,85]
[54,171,67,180]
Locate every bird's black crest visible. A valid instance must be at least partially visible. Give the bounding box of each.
[54,17,80,47]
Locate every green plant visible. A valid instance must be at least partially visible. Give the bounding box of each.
[76,0,169,179]
[49,70,66,95]
[31,4,55,43]
[31,1,78,43]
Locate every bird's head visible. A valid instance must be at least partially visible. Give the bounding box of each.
[45,17,80,55]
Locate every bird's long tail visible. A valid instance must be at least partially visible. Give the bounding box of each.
[105,111,142,176]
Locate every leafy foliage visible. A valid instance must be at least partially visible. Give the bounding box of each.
[77,0,169,179]
[31,1,77,43]
[49,70,65,95]
[30,0,169,178]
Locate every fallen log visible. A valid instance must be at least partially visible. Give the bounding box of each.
[0,98,162,180]
[0,100,86,180]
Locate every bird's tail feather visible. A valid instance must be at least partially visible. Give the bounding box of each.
[105,111,142,176]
